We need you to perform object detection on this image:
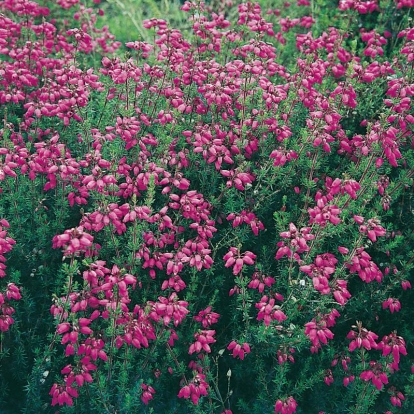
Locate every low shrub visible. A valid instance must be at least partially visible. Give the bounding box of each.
[0,0,413,413]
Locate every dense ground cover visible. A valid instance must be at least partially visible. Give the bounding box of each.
[0,0,414,412]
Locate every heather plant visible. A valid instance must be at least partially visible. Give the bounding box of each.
[0,0,414,413]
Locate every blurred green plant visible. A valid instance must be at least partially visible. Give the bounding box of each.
[98,0,189,44]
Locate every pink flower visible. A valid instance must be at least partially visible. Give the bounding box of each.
[50,383,78,406]
[347,321,378,351]
[308,199,341,227]
[189,330,216,354]
[345,247,383,283]
[226,210,264,235]
[270,149,298,167]
[193,306,220,328]
[382,298,401,313]
[161,275,186,292]
[256,295,286,326]
[358,218,386,242]
[341,179,361,199]
[5,283,22,301]
[178,373,209,405]
[353,215,364,224]
[125,41,153,58]
[52,226,94,256]
[338,246,349,254]
[276,223,314,259]
[274,396,298,413]
[377,332,407,370]
[360,361,388,390]
[300,253,337,295]
[223,247,256,275]
[304,319,334,353]
[227,340,251,360]
[277,347,295,365]
[141,383,155,404]
[332,279,352,305]
[148,293,189,327]
[389,387,405,407]
[343,375,355,386]
[324,369,334,386]
[248,271,276,293]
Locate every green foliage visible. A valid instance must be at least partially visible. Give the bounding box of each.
[99,0,188,44]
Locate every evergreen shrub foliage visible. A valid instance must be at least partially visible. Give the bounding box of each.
[0,0,414,412]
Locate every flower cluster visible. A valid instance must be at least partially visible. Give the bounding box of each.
[255,294,287,326]
[223,247,256,275]
[274,396,298,414]
[360,361,389,390]
[193,306,220,328]
[300,253,337,295]
[347,321,378,351]
[188,329,216,354]
[0,219,20,332]
[276,223,315,261]
[227,340,251,360]
[226,210,265,236]
[141,383,156,404]
[304,310,339,353]
[178,373,209,405]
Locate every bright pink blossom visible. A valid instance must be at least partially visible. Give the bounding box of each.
[377,332,407,370]
[382,298,401,313]
[141,383,156,404]
[304,318,334,353]
[50,383,78,406]
[347,321,378,351]
[193,306,220,328]
[389,387,405,407]
[226,210,264,235]
[223,247,256,275]
[360,361,388,390]
[189,330,216,354]
[276,223,314,260]
[248,271,276,293]
[256,295,286,326]
[274,396,298,413]
[308,199,341,227]
[178,373,209,405]
[227,340,251,360]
